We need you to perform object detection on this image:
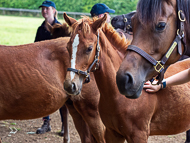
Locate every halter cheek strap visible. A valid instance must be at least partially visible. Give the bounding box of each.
[122,14,133,35]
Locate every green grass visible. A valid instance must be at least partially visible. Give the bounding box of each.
[0,15,64,45]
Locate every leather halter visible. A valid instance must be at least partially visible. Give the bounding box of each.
[127,0,187,84]
[67,31,100,83]
[122,14,133,35]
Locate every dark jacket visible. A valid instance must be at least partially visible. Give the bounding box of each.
[34,18,60,42]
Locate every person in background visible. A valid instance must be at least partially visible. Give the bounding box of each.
[90,3,128,39]
[34,0,64,136]
[90,3,115,23]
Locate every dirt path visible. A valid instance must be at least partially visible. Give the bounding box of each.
[0,110,187,143]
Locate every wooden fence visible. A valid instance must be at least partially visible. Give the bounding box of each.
[0,7,116,19]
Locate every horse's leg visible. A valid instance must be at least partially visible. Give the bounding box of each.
[105,128,125,143]
[60,104,70,143]
[185,129,190,143]
[126,130,149,143]
[73,98,106,143]
[77,107,105,143]
[65,99,94,143]
[0,138,2,143]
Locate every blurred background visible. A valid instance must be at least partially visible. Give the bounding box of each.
[0,0,137,45]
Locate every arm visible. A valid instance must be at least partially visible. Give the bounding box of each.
[144,68,190,93]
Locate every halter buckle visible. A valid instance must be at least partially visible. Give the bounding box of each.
[154,61,164,73]
[177,29,184,38]
[126,25,131,30]
[86,72,89,78]
[77,70,81,75]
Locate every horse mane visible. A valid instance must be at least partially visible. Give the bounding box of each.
[137,0,190,27]
[72,16,130,54]
[71,16,93,38]
[101,23,131,53]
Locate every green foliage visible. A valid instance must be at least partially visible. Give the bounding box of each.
[0,0,138,15]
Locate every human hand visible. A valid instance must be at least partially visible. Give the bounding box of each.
[143,81,161,93]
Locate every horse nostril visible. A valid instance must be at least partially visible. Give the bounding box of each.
[124,72,133,86]
[64,81,77,94]
[116,71,134,94]
[71,83,76,91]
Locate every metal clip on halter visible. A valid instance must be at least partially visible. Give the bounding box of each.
[154,61,164,73]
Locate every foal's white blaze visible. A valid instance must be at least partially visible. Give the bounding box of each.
[71,34,79,80]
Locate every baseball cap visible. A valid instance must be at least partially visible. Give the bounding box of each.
[90,3,115,17]
[39,0,56,9]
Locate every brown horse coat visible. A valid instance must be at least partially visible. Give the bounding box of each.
[0,38,70,120]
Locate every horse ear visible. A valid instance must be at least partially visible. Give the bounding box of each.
[92,13,107,31]
[46,22,53,33]
[63,12,77,26]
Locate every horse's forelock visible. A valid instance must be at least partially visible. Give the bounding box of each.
[77,17,94,38]
[137,0,164,27]
[137,0,190,28]
[181,0,190,24]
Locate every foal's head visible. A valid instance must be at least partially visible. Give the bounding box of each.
[63,13,107,96]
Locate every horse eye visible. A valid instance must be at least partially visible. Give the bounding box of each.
[87,46,93,52]
[155,22,166,31]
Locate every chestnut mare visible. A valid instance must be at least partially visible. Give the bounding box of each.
[63,13,190,143]
[0,22,104,143]
[116,0,190,99]
[0,37,70,143]
[47,22,106,143]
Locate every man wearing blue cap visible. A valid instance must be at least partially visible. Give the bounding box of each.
[90,3,115,23]
[34,0,65,136]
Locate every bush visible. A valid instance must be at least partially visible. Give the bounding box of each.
[0,0,138,15]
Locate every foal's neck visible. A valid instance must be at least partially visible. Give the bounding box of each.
[93,32,124,101]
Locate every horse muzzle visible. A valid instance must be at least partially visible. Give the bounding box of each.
[116,70,144,99]
[64,79,82,96]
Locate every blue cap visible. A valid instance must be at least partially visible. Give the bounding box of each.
[39,0,56,9]
[90,3,115,17]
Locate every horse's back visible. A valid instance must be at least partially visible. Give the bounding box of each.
[0,38,70,120]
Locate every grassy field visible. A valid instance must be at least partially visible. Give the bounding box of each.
[0,15,64,45]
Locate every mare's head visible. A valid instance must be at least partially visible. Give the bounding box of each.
[116,0,189,98]
[46,22,71,38]
[111,11,136,33]
[63,13,107,96]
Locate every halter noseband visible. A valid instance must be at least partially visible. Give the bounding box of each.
[67,31,100,83]
[127,0,187,84]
